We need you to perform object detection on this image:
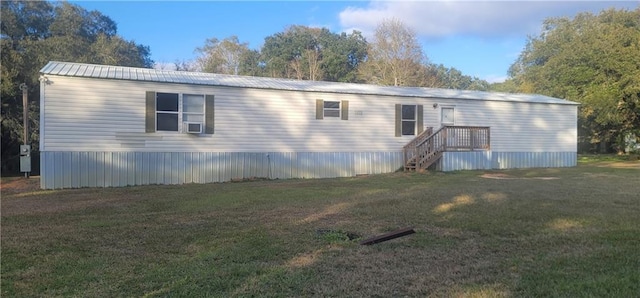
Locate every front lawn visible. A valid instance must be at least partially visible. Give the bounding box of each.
[2,158,639,296]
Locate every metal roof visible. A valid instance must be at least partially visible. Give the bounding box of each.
[40,61,578,105]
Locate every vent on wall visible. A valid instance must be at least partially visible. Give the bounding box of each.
[184,122,203,134]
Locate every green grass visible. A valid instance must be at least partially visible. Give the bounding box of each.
[578,153,640,163]
[2,157,639,297]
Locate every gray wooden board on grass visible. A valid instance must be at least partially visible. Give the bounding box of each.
[359,227,416,245]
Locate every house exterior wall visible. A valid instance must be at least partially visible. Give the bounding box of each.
[429,99,577,152]
[40,75,577,189]
[40,75,425,153]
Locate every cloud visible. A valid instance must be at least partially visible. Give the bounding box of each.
[339,1,638,39]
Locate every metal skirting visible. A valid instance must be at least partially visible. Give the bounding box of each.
[40,151,577,189]
[40,151,404,189]
[439,151,576,171]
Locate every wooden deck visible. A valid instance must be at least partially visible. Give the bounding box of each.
[404,126,490,171]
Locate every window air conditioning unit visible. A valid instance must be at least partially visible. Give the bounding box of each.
[184,122,203,134]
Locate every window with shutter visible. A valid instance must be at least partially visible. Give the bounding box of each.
[395,104,423,136]
[402,105,416,135]
[146,92,213,134]
[316,99,348,120]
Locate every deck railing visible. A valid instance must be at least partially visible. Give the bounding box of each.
[402,127,433,168]
[404,126,490,171]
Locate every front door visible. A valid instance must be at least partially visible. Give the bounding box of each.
[441,107,455,126]
[441,107,455,147]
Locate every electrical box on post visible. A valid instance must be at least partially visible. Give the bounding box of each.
[20,145,31,173]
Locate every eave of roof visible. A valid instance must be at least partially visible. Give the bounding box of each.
[40,61,579,105]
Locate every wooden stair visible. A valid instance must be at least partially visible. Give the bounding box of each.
[403,126,491,172]
[403,127,433,171]
[403,150,442,171]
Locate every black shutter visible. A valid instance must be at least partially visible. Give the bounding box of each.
[395,104,401,137]
[417,105,424,134]
[341,100,349,120]
[145,91,156,133]
[205,95,215,134]
[316,99,324,120]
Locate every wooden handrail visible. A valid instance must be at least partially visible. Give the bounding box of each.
[403,127,433,150]
[403,127,433,167]
[418,126,490,149]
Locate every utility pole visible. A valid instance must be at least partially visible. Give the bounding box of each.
[20,83,28,145]
[19,83,31,178]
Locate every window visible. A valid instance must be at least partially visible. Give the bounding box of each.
[146,91,214,134]
[316,99,349,120]
[182,94,205,123]
[324,101,340,117]
[155,93,205,132]
[401,105,416,135]
[156,93,179,131]
[395,104,423,137]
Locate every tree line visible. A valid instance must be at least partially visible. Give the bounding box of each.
[503,7,640,153]
[2,1,638,173]
[183,19,490,90]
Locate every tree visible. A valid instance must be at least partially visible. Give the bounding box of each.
[90,34,153,67]
[195,36,251,75]
[489,79,520,93]
[237,49,265,77]
[358,18,427,86]
[173,59,198,72]
[423,64,490,91]
[259,25,367,82]
[1,0,153,174]
[320,31,367,82]
[509,8,640,153]
[261,26,325,80]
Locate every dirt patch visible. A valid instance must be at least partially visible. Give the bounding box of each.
[1,176,41,195]
[0,178,148,216]
[1,189,146,217]
[480,173,511,179]
[480,173,559,180]
[593,161,640,169]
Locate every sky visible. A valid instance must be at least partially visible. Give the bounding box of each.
[71,1,639,83]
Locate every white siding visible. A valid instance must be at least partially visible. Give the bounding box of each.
[41,76,423,152]
[428,99,577,152]
[41,75,577,154]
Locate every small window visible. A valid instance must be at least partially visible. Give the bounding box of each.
[183,94,205,122]
[401,105,416,135]
[316,99,348,120]
[157,93,179,131]
[324,101,340,117]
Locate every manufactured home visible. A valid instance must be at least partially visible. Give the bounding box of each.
[39,61,578,189]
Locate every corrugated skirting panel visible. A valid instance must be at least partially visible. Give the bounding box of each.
[40,151,403,189]
[439,151,576,171]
